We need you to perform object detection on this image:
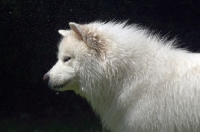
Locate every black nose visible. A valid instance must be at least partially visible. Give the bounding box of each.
[43,74,49,84]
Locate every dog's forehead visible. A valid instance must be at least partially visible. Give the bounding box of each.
[59,38,71,52]
[57,44,71,59]
[59,37,68,48]
[59,35,73,49]
[57,33,89,59]
[58,35,78,57]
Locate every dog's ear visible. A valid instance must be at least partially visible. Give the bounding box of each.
[69,22,106,59]
[69,22,84,40]
[58,30,70,36]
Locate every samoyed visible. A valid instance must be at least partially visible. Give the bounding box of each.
[43,21,200,132]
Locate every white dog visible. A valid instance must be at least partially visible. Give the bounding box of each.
[43,21,200,132]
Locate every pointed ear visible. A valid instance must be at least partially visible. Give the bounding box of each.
[69,22,107,60]
[58,30,70,36]
[69,22,84,40]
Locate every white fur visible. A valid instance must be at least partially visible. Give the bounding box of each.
[46,21,200,132]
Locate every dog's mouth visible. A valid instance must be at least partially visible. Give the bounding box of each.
[51,81,70,91]
[52,84,65,90]
[49,80,79,92]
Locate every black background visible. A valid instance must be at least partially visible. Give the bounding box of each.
[1,0,200,121]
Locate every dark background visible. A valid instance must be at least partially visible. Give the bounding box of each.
[0,0,200,127]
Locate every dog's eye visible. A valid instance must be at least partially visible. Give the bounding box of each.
[63,56,71,62]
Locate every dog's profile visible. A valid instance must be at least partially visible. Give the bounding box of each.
[43,21,200,132]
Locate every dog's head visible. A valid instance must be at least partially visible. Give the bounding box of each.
[43,22,109,91]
